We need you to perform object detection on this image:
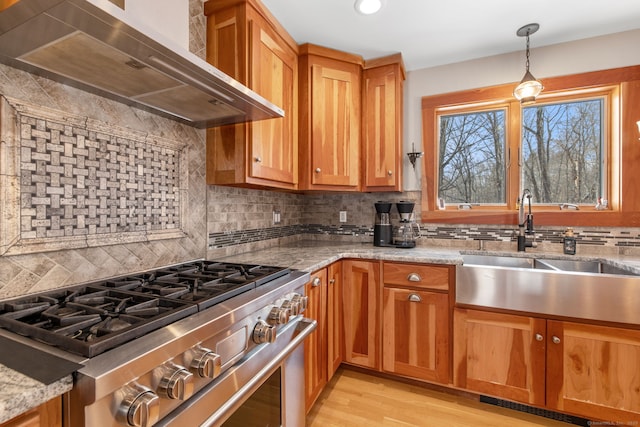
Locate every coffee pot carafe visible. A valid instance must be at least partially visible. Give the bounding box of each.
[373,201,393,247]
[394,201,420,248]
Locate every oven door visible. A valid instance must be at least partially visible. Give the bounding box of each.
[158,317,316,427]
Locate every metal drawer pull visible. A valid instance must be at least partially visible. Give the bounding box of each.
[407,273,422,282]
[311,277,321,287]
[552,336,561,344]
[408,293,422,302]
[535,333,543,341]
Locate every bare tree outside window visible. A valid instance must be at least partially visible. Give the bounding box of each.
[438,110,506,204]
[522,99,603,204]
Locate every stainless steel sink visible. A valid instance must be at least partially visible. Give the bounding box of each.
[457,253,640,324]
[461,254,639,276]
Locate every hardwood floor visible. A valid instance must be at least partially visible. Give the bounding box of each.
[306,367,571,427]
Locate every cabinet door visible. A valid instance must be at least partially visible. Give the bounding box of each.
[309,64,360,187]
[362,63,403,191]
[304,268,327,413]
[249,21,297,185]
[383,288,449,383]
[327,262,343,379]
[342,260,380,369]
[0,397,61,427]
[547,320,640,422]
[453,308,546,406]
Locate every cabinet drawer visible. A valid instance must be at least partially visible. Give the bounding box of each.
[383,262,450,291]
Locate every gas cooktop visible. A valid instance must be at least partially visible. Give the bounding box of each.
[0,260,290,357]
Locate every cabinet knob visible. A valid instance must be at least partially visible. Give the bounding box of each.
[315,167,321,173]
[311,276,321,287]
[329,279,335,285]
[408,293,422,302]
[535,333,543,341]
[552,336,561,344]
[255,156,262,163]
[388,170,393,176]
[407,273,422,282]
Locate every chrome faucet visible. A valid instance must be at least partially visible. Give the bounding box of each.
[517,189,535,251]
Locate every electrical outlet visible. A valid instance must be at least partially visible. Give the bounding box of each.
[273,210,281,224]
[339,211,347,223]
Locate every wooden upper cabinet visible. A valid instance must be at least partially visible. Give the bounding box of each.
[204,0,298,189]
[299,44,362,191]
[362,54,405,192]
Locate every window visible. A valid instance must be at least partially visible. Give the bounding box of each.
[438,108,507,205]
[521,99,604,204]
[436,95,607,208]
[420,66,640,226]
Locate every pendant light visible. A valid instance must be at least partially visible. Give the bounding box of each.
[514,23,543,103]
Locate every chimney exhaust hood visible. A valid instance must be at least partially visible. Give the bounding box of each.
[0,0,284,128]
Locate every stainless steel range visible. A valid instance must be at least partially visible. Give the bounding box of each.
[0,260,314,427]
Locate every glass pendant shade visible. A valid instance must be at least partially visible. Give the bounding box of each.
[514,70,543,103]
[514,23,542,103]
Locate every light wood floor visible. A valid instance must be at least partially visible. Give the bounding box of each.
[306,367,571,427]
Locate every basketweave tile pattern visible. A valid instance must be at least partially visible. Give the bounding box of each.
[19,117,181,237]
[1,97,188,256]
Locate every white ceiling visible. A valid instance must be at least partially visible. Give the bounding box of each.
[261,0,640,71]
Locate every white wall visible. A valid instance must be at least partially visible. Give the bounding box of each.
[403,29,640,191]
[89,0,190,50]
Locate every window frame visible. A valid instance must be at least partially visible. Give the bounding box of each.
[420,66,640,227]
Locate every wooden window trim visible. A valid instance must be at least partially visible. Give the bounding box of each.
[420,65,640,227]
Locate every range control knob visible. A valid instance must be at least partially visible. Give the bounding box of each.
[117,384,160,427]
[291,294,308,314]
[189,347,222,379]
[268,306,290,325]
[281,299,299,316]
[157,364,195,400]
[253,319,276,344]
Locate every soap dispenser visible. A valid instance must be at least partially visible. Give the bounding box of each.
[563,228,576,255]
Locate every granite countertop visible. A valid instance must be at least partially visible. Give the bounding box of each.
[0,366,72,424]
[218,241,466,272]
[218,240,640,274]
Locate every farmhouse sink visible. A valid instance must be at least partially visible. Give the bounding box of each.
[461,254,639,276]
[457,254,640,325]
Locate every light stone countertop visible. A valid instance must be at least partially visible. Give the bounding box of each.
[0,365,72,424]
[4,240,640,424]
[218,241,466,272]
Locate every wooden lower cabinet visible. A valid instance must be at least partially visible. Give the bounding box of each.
[546,320,640,422]
[342,259,381,370]
[453,308,546,406]
[304,262,343,413]
[0,397,61,427]
[382,262,452,384]
[454,308,640,421]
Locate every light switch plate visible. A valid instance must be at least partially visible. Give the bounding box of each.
[339,211,347,223]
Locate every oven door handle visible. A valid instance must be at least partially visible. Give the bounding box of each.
[200,317,317,427]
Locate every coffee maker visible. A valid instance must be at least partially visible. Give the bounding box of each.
[394,201,420,248]
[373,201,393,247]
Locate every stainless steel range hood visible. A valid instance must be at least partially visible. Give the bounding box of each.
[0,0,284,128]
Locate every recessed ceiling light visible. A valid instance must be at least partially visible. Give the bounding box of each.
[354,0,383,15]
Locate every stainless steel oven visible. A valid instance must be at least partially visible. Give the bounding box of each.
[158,316,315,427]
[0,260,313,427]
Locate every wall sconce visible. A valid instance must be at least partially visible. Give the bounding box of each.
[513,23,543,103]
[407,142,423,170]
